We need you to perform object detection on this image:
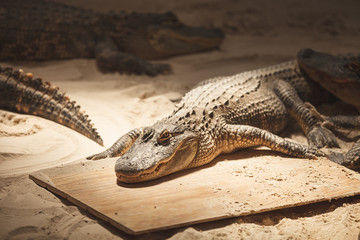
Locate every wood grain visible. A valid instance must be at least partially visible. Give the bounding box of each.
[30,152,360,235]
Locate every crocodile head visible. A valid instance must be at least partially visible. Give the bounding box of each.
[297,48,360,110]
[115,122,199,183]
[111,12,224,59]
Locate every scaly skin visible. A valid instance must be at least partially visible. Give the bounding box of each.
[0,66,103,146]
[89,49,360,183]
[0,0,224,76]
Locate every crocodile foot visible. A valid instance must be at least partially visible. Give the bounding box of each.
[144,62,172,77]
[307,125,340,149]
[344,139,360,170]
[87,151,110,160]
[96,50,172,76]
[305,148,326,159]
[326,139,360,170]
[328,150,360,170]
[345,153,360,170]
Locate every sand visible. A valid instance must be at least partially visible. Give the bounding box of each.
[1,0,360,239]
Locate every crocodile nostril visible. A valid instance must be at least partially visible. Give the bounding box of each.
[298,48,314,59]
[141,128,154,142]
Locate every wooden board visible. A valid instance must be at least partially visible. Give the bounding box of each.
[30,152,360,235]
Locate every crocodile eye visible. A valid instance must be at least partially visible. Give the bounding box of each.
[158,129,171,145]
[345,62,360,77]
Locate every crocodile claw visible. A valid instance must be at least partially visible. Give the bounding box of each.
[307,125,340,149]
[345,153,360,170]
[327,151,360,170]
[343,140,360,170]
[305,148,326,159]
[327,151,346,165]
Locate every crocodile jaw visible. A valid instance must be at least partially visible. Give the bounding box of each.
[297,48,360,109]
[115,136,198,183]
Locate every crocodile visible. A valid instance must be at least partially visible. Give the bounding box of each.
[88,49,360,183]
[0,0,224,76]
[0,65,104,146]
[297,48,360,168]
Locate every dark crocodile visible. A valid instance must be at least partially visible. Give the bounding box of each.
[297,48,360,169]
[0,66,103,146]
[0,0,224,76]
[87,49,360,183]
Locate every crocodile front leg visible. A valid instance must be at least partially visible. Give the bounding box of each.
[95,38,171,76]
[305,102,360,133]
[305,103,360,169]
[321,116,360,169]
[323,115,360,129]
[224,124,323,158]
[87,128,143,160]
[273,79,339,149]
[328,140,360,170]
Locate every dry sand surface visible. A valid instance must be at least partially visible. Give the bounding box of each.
[1,0,360,239]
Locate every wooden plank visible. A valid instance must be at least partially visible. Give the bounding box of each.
[30,152,360,235]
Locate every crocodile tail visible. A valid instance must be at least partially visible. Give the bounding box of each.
[0,66,104,146]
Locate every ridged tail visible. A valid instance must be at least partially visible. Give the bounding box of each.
[0,66,104,146]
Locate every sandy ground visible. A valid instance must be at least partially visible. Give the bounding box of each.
[1,0,360,239]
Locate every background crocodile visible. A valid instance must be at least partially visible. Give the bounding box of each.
[87,49,360,183]
[0,0,224,76]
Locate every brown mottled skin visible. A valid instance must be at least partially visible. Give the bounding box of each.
[0,66,103,146]
[0,0,224,76]
[88,49,360,183]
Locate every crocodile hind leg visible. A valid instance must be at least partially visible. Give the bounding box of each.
[87,128,143,160]
[95,38,171,76]
[273,79,339,149]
